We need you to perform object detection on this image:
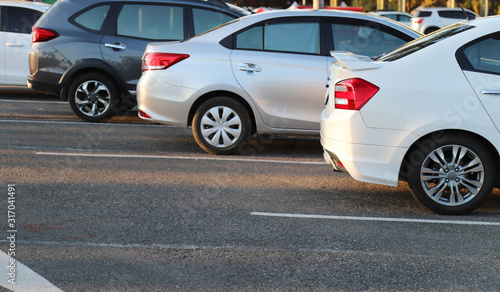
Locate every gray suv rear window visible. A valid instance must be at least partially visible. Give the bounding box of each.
[74,5,110,31]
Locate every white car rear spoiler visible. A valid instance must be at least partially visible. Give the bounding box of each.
[330,51,378,71]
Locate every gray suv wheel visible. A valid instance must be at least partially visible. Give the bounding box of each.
[68,73,118,122]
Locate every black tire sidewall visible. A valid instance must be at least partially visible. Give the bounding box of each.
[192,97,251,155]
[406,134,495,215]
[68,73,119,122]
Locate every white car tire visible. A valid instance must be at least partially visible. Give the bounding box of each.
[406,134,496,215]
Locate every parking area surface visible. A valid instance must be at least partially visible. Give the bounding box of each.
[1,89,500,291]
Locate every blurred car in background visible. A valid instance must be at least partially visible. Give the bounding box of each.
[411,7,477,34]
[0,1,49,86]
[321,16,500,215]
[371,11,412,27]
[27,0,244,122]
[137,10,421,154]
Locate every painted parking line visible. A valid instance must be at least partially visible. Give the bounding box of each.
[0,119,170,127]
[251,212,500,226]
[36,151,326,165]
[0,251,63,292]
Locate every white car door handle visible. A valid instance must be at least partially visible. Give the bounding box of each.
[238,63,261,72]
[105,43,126,50]
[482,90,500,95]
[6,42,23,47]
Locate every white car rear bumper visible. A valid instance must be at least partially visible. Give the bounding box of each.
[320,109,415,187]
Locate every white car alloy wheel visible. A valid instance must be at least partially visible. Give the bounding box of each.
[192,97,251,155]
[407,135,495,215]
[69,73,118,122]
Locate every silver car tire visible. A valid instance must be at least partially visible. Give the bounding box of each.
[192,97,251,155]
[406,134,495,215]
[68,73,118,122]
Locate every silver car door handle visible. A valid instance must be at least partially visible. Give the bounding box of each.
[238,63,261,72]
[105,43,126,50]
[482,90,500,95]
[6,42,23,47]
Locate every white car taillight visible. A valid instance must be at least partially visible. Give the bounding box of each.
[334,78,379,110]
[142,53,190,71]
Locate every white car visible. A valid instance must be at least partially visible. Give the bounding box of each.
[370,11,412,27]
[137,10,421,154]
[321,16,500,215]
[0,1,50,86]
[411,7,477,34]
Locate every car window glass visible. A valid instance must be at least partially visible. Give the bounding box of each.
[331,23,408,57]
[375,23,474,61]
[382,14,398,21]
[236,26,262,50]
[6,7,43,33]
[118,4,183,40]
[399,15,411,22]
[74,5,110,31]
[463,37,500,74]
[438,10,475,19]
[264,22,319,54]
[193,8,235,35]
[415,11,432,17]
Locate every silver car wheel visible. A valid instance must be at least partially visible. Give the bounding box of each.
[200,106,242,148]
[420,144,484,207]
[74,80,111,117]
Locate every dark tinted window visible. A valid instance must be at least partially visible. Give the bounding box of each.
[331,22,411,57]
[235,21,319,54]
[415,11,432,17]
[117,4,183,40]
[438,10,476,19]
[459,34,500,75]
[375,23,474,61]
[6,7,43,33]
[399,15,411,22]
[193,8,235,35]
[74,5,110,31]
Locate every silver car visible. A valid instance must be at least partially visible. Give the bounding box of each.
[138,10,421,154]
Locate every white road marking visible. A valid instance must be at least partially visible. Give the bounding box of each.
[0,99,65,104]
[251,212,500,226]
[0,119,171,127]
[0,251,63,292]
[36,151,326,165]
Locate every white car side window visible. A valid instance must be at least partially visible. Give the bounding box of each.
[464,37,500,74]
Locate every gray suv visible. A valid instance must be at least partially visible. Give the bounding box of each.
[28,0,244,122]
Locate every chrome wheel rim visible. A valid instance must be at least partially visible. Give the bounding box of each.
[420,145,484,206]
[200,106,242,148]
[74,80,111,117]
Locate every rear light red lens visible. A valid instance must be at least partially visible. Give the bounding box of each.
[32,27,59,43]
[142,53,190,71]
[414,18,424,24]
[139,110,152,119]
[334,78,379,110]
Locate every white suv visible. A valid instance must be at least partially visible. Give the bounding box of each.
[411,7,477,34]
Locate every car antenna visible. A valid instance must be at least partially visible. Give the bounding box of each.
[234,0,255,14]
[207,0,254,14]
[456,0,469,20]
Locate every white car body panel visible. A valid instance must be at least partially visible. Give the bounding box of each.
[463,71,500,133]
[0,1,49,85]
